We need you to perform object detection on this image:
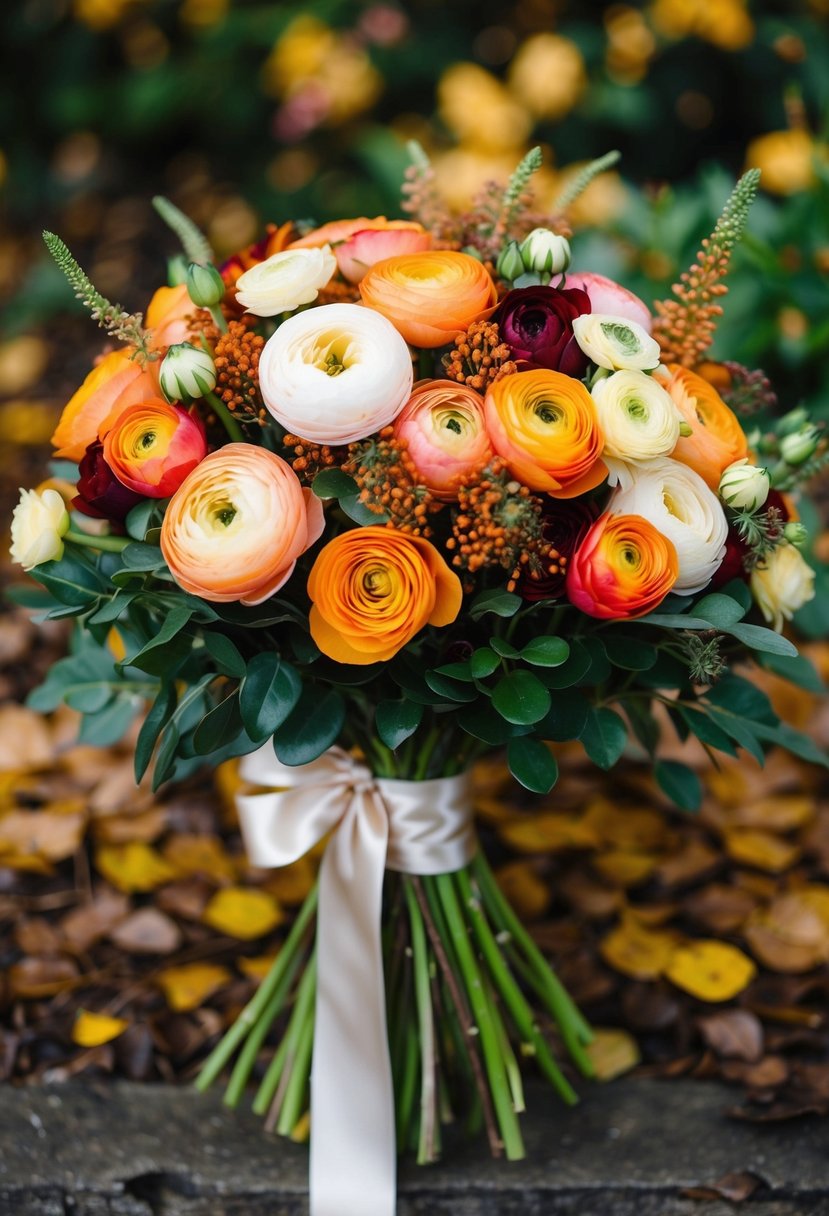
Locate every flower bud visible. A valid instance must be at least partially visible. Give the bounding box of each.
[780,425,819,466]
[784,521,809,547]
[519,228,571,276]
[167,254,188,287]
[718,458,770,512]
[159,343,217,402]
[496,240,525,283]
[185,261,226,308]
[10,487,70,570]
[776,406,809,438]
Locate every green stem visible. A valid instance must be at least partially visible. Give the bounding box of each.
[413,724,442,780]
[397,1018,420,1153]
[204,388,244,443]
[251,1029,291,1117]
[260,949,316,1128]
[404,879,438,1165]
[276,966,316,1137]
[64,529,130,554]
[208,303,228,334]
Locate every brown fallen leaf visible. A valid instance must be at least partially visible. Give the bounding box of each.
[0,809,86,862]
[697,1009,763,1061]
[59,890,131,952]
[683,1171,764,1203]
[0,705,54,771]
[92,806,167,845]
[15,917,63,956]
[684,883,758,934]
[654,838,721,890]
[494,860,551,920]
[744,893,829,973]
[9,956,80,999]
[721,1055,790,1090]
[109,908,182,955]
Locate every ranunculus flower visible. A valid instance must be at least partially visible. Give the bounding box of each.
[591,370,680,463]
[289,217,382,249]
[51,348,159,462]
[147,284,199,350]
[566,511,678,620]
[74,441,144,521]
[571,313,661,371]
[662,364,749,489]
[234,246,337,317]
[221,222,295,295]
[392,380,493,500]
[565,272,652,333]
[484,368,606,498]
[307,525,462,664]
[10,487,70,570]
[492,285,590,375]
[518,498,597,601]
[750,543,816,632]
[609,457,728,594]
[258,302,413,444]
[334,222,431,283]
[103,399,207,497]
[161,444,324,605]
[718,458,770,512]
[359,251,498,348]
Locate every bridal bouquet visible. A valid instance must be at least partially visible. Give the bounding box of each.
[10,149,826,1216]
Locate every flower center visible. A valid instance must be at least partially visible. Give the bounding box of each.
[363,566,392,598]
[601,321,639,355]
[534,400,562,425]
[520,308,548,338]
[625,398,648,422]
[309,331,355,377]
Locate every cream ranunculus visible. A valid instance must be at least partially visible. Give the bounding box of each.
[258,302,414,444]
[571,313,661,371]
[10,487,70,570]
[234,246,336,317]
[591,370,681,475]
[609,457,728,594]
[718,458,770,512]
[751,543,816,632]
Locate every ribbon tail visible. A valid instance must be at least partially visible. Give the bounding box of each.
[310,800,396,1216]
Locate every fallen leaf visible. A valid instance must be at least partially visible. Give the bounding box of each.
[592,850,657,887]
[0,705,54,771]
[684,883,757,934]
[156,878,212,922]
[498,812,598,854]
[258,855,316,906]
[202,887,283,940]
[60,890,131,952]
[92,807,167,845]
[109,908,182,955]
[157,962,232,1012]
[238,953,280,982]
[683,1171,763,1203]
[744,893,829,973]
[15,917,63,955]
[9,956,80,999]
[557,870,622,919]
[0,810,86,862]
[697,1009,763,1061]
[725,830,801,874]
[666,940,757,1002]
[654,838,721,890]
[161,833,238,883]
[585,1028,641,1080]
[95,842,177,893]
[600,917,680,981]
[72,1010,129,1048]
[494,861,551,920]
[728,795,815,833]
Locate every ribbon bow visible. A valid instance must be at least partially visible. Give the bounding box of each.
[237,745,477,1216]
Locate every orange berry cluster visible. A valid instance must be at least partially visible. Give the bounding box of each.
[213,319,266,423]
[344,427,438,537]
[653,238,730,368]
[443,320,517,393]
[282,436,345,481]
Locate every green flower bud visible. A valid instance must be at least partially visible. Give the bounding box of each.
[718,458,770,512]
[776,407,809,438]
[783,521,809,547]
[519,228,571,276]
[159,343,216,402]
[186,261,226,308]
[496,241,526,283]
[167,254,189,287]
[780,425,819,466]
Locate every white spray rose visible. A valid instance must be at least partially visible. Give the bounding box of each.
[609,457,728,594]
[235,246,336,317]
[751,544,816,632]
[572,313,661,371]
[159,343,217,402]
[718,458,770,512]
[10,488,70,570]
[591,370,681,466]
[259,303,414,445]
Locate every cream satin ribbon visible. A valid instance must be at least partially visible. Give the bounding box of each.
[236,745,477,1216]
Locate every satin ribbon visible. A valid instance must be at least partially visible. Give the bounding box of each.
[236,745,477,1216]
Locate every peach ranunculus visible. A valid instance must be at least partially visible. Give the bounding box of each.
[359,251,498,348]
[565,272,652,333]
[147,284,199,351]
[566,512,679,620]
[307,525,462,664]
[334,222,431,284]
[51,348,159,462]
[392,380,493,500]
[662,364,749,488]
[160,444,324,605]
[103,399,208,497]
[484,368,606,498]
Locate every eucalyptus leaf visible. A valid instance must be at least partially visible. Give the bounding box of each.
[654,760,702,811]
[579,707,627,770]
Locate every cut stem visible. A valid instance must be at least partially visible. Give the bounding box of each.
[404,879,438,1164]
[204,388,244,443]
[64,529,130,554]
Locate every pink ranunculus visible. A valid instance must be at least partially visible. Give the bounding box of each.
[565,272,653,334]
[393,380,493,500]
[336,223,432,283]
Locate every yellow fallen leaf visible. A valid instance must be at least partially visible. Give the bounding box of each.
[498,812,598,854]
[796,884,829,930]
[162,833,238,883]
[494,861,550,920]
[95,842,177,892]
[260,856,316,906]
[600,917,680,980]
[724,829,801,874]
[157,962,232,1011]
[203,886,283,940]
[93,807,167,845]
[582,798,667,851]
[728,795,815,833]
[586,1028,641,1081]
[666,940,757,1002]
[593,850,658,888]
[238,952,280,982]
[72,1010,129,1047]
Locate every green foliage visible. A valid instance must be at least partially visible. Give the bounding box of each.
[42,231,151,356]
[152,196,213,265]
[554,150,621,212]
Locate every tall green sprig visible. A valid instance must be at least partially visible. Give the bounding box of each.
[43,231,153,360]
[498,145,543,230]
[152,196,214,265]
[553,149,621,212]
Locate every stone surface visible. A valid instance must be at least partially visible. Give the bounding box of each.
[0,1079,827,1215]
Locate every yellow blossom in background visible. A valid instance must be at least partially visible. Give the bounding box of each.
[431,147,540,211]
[73,0,143,30]
[548,164,630,229]
[507,34,586,121]
[650,0,755,52]
[605,6,657,83]
[438,63,531,153]
[178,0,228,30]
[746,129,825,195]
[262,14,381,125]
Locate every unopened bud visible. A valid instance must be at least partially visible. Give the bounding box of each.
[718,458,770,512]
[519,228,571,276]
[780,425,819,466]
[678,421,694,438]
[784,521,809,547]
[159,343,216,402]
[185,261,226,308]
[776,407,809,438]
[496,241,525,283]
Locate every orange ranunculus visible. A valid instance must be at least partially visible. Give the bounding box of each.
[308,526,462,664]
[147,284,198,350]
[359,251,498,348]
[103,399,207,497]
[160,445,324,605]
[566,512,678,620]
[663,364,749,489]
[484,368,606,498]
[393,380,493,500]
[51,348,159,462]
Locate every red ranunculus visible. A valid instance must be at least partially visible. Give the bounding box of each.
[519,498,598,602]
[493,285,591,376]
[73,441,144,521]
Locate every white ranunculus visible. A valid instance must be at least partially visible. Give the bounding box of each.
[609,457,728,594]
[591,370,680,463]
[259,303,414,444]
[235,246,337,317]
[10,488,70,570]
[718,458,770,512]
[751,543,816,632]
[571,313,661,372]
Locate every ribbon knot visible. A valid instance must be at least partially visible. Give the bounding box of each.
[236,745,477,1216]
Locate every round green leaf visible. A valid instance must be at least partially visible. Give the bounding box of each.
[491,670,551,726]
[507,736,559,793]
[376,700,423,751]
[579,707,627,770]
[654,760,703,812]
[520,636,570,667]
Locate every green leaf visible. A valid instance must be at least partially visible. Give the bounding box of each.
[87,590,139,625]
[312,469,359,499]
[678,707,738,756]
[433,661,474,682]
[193,692,242,755]
[507,736,559,794]
[538,638,593,689]
[654,760,703,812]
[757,652,825,693]
[636,612,715,630]
[725,622,799,657]
[491,670,551,726]
[469,588,522,621]
[706,708,765,765]
[125,500,159,541]
[602,635,657,671]
[470,648,500,679]
[27,646,120,713]
[457,701,515,745]
[273,688,346,766]
[623,699,661,755]
[134,682,177,782]
[122,605,194,674]
[490,637,519,658]
[750,721,829,769]
[340,494,387,525]
[580,708,627,770]
[376,700,423,750]
[520,636,570,667]
[705,674,776,723]
[239,653,302,741]
[33,555,109,606]
[537,690,589,742]
[424,670,478,702]
[120,542,165,571]
[4,583,55,609]
[692,593,746,628]
[78,695,138,748]
[203,632,247,679]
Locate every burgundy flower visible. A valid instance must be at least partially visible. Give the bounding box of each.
[519,498,599,602]
[73,441,144,521]
[711,490,793,589]
[493,285,591,377]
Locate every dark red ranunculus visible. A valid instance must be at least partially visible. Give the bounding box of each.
[710,490,793,589]
[74,441,144,521]
[493,285,591,377]
[519,497,599,602]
